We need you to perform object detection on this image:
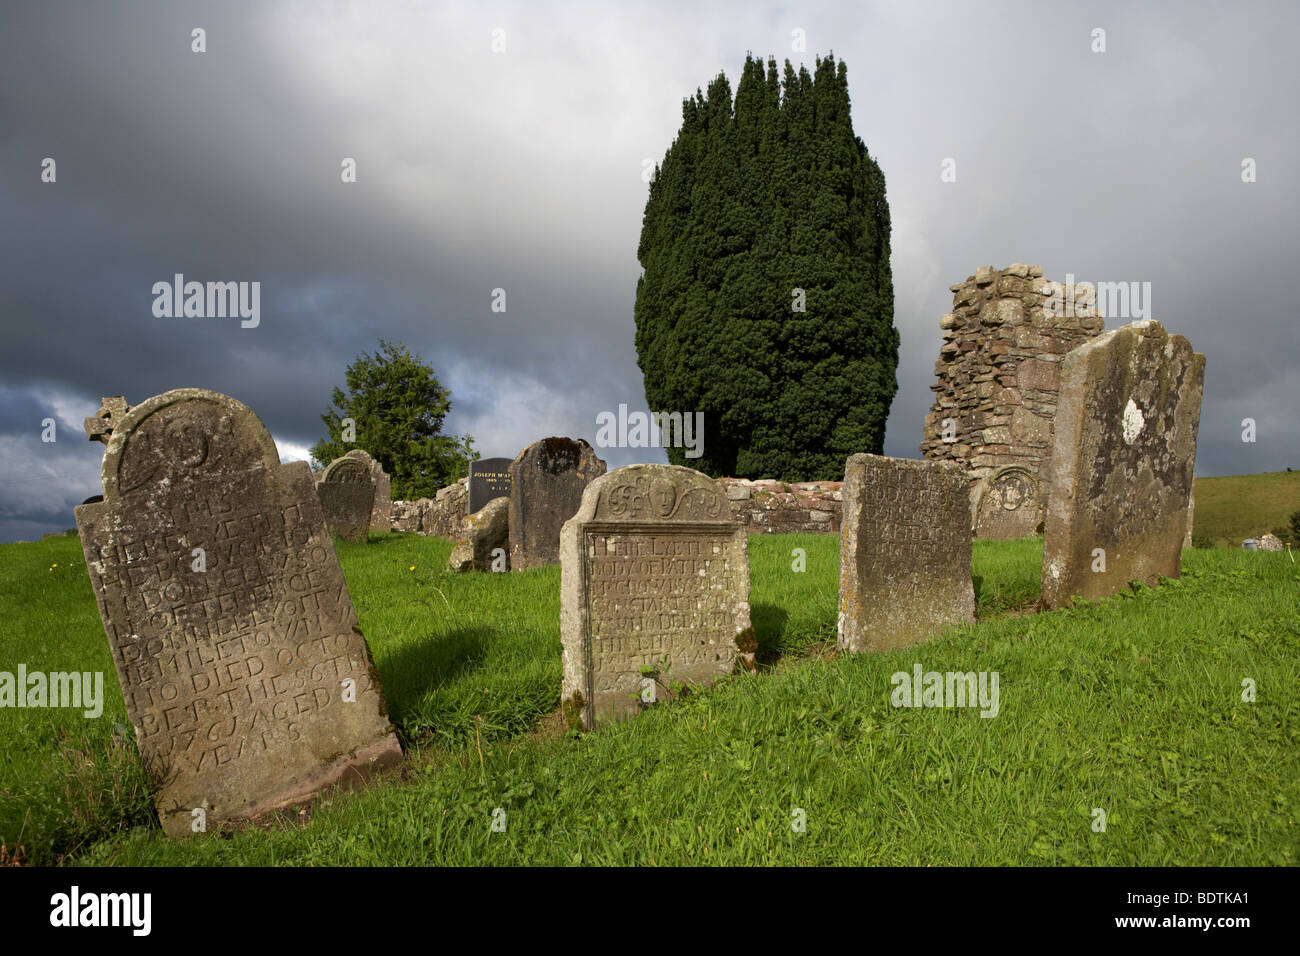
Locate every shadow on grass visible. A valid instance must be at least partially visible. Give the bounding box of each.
[750,602,789,668]
[379,627,496,719]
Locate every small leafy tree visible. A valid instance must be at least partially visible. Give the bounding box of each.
[310,340,474,499]
[1289,508,1300,543]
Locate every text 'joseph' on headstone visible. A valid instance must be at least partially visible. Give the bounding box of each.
[75,388,402,836]
[467,456,513,515]
[560,464,754,729]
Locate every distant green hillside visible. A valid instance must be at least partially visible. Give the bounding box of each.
[1193,471,1300,548]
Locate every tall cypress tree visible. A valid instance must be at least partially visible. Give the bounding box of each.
[635,53,897,480]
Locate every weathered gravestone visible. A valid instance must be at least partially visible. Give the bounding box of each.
[317,454,377,543]
[509,437,606,570]
[973,465,1042,540]
[341,449,391,536]
[74,389,402,836]
[83,395,130,445]
[447,496,509,572]
[560,464,754,729]
[838,454,975,653]
[1041,320,1205,608]
[468,457,513,515]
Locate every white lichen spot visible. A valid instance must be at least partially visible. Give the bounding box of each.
[1047,557,1064,580]
[1122,398,1144,445]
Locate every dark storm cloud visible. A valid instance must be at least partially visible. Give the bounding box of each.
[1,0,1296,541]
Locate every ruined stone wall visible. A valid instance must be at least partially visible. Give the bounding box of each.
[391,477,468,538]
[920,264,1105,538]
[394,476,844,536]
[720,479,842,533]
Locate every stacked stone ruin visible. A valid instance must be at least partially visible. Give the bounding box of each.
[919,264,1106,539]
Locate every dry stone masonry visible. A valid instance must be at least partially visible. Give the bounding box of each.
[921,264,1106,539]
[74,389,401,836]
[1040,321,1205,608]
[394,476,843,537]
[838,454,975,653]
[561,465,753,729]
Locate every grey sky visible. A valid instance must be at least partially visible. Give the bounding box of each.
[1,0,1296,541]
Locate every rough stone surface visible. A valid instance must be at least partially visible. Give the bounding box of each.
[447,496,510,571]
[468,457,513,515]
[423,480,467,538]
[838,454,975,653]
[560,465,753,729]
[921,265,1106,538]
[1258,533,1283,552]
[973,466,1042,539]
[84,396,130,444]
[391,500,421,533]
[1041,321,1205,608]
[74,389,401,836]
[1184,486,1195,549]
[340,449,390,536]
[317,455,376,543]
[509,437,606,570]
[395,475,847,536]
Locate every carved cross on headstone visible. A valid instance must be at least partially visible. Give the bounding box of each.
[83,396,130,444]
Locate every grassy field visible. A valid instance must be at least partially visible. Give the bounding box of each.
[0,530,1296,866]
[1192,471,1299,548]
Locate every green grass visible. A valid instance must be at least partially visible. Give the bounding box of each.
[1193,471,1300,548]
[1,531,1296,866]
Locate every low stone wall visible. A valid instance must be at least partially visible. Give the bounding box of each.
[393,476,845,536]
[720,478,842,533]
[391,477,468,538]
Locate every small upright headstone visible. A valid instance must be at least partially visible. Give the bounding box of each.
[468,457,513,515]
[974,466,1041,540]
[509,438,606,570]
[1041,321,1205,608]
[560,464,753,729]
[838,454,975,653]
[318,454,377,543]
[74,389,401,836]
[341,449,391,536]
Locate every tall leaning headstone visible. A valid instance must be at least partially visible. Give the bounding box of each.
[509,437,606,570]
[838,454,975,653]
[561,464,753,729]
[75,389,402,836]
[318,453,377,543]
[1041,320,1205,608]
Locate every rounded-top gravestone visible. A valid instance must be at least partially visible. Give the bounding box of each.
[508,437,606,570]
[318,454,377,543]
[74,388,401,836]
